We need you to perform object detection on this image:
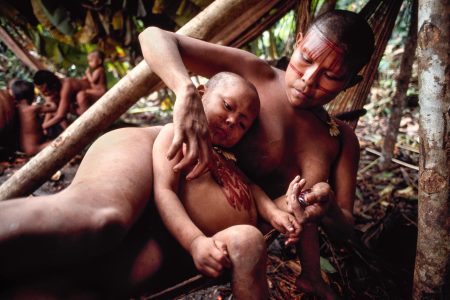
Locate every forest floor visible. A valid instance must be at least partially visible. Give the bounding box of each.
[0,104,419,300]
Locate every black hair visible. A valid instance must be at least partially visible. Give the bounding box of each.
[11,80,35,104]
[310,10,375,72]
[33,70,62,92]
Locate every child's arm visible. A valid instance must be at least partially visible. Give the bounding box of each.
[251,177,306,245]
[84,69,93,83]
[35,101,57,113]
[153,124,230,277]
[42,83,70,129]
[85,67,105,87]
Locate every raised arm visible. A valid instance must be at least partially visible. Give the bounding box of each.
[153,124,230,277]
[139,27,273,179]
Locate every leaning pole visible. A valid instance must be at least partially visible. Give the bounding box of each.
[0,0,262,200]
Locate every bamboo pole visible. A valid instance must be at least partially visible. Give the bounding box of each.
[0,0,263,200]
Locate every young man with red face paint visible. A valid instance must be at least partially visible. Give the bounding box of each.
[0,10,374,299]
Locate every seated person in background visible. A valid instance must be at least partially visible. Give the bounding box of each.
[76,50,107,115]
[33,70,90,131]
[153,72,301,299]
[10,80,54,156]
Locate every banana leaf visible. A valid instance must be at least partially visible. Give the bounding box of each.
[31,0,73,45]
[75,10,98,44]
[37,0,75,35]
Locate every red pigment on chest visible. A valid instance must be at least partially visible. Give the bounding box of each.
[210,149,253,211]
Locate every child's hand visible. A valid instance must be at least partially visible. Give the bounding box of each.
[269,209,300,246]
[190,235,231,278]
[285,175,307,225]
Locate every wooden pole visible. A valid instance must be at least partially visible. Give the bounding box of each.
[0,0,265,200]
[0,25,44,71]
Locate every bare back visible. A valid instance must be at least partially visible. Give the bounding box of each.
[16,103,46,153]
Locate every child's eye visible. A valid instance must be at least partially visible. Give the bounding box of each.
[301,53,313,64]
[239,122,246,130]
[223,101,232,111]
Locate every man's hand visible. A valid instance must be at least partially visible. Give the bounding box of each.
[190,236,231,278]
[301,182,334,222]
[169,85,211,180]
[269,209,300,246]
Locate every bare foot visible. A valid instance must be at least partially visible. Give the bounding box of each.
[296,274,339,300]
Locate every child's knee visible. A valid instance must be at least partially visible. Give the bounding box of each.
[225,225,266,266]
[76,91,87,102]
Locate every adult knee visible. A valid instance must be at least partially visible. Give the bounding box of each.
[226,225,266,268]
[60,188,130,249]
[89,206,129,248]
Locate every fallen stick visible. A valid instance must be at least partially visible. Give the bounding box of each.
[365,147,419,171]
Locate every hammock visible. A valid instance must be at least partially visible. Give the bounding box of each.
[145,0,404,298]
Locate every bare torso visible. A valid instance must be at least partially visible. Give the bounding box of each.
[234,68,341,198]
[180,150,258,236]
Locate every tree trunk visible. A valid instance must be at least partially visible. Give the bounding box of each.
[0,0,271,200]
[380,0,418,169]
[413,0,450,298]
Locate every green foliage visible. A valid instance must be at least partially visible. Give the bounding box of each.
[38,0,75,35]
[320,256,337,273]
[336,0,369,11]
[245,10,296,60]
[0,41,33,89]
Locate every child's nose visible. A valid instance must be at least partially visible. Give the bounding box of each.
[302,65,320,87]
[226,117,236,128]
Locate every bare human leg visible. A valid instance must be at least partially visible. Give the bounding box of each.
[0,126,161,279]
[214,225,269,300]
[296,223,338,300]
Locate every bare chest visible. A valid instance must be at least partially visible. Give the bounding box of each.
[236,113,341,198]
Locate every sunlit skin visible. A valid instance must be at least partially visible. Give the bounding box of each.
[285,26,352,108]
[200,81,259,148]
[151,75,300,299]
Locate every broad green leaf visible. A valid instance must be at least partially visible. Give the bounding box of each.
[320,256,337,273]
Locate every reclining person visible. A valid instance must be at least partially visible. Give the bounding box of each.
[0,10,374,299]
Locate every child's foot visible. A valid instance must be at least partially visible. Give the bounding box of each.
[296,274,339,300]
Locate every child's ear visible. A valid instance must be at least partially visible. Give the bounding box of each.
[345,75,363,89]
[197,84,206,97]
[295,32,303,48]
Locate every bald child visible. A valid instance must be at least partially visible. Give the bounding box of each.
[154,72,301,299]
